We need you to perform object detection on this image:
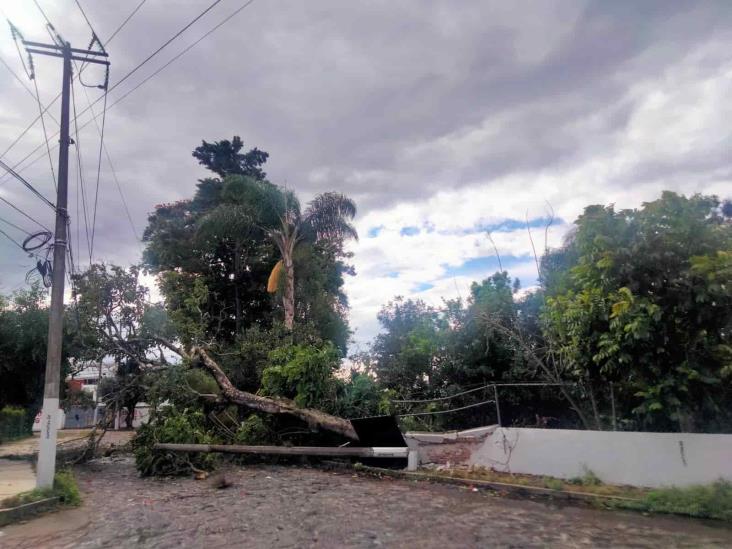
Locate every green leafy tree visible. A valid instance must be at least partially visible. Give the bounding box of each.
[542,192,732,431]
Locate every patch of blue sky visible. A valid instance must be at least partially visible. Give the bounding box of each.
[438,216,564,236]
[413,282,435,292]
[442,254,540,291]
[367,225,384,238]
[477,216,564,233]
[385,271,399,278]
[442,254,527,277]
[399,226,420,236]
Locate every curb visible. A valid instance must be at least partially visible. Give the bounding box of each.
[321,461,643,506]
[0,497,60,527]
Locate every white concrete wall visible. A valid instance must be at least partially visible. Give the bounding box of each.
[470,427,732,488]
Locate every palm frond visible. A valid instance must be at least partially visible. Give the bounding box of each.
[303,192,358,243]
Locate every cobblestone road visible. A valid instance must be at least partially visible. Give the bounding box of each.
[1,458,731,548]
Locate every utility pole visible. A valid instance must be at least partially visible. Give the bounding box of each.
[21,37,109,489]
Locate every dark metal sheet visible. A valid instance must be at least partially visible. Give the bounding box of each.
[350,415,407,448]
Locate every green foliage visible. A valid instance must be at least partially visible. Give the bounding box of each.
[53,470,81,506]
[261,343,341,408]
[568,467,603,486]
[144,140,355,347]
[641,480,732,521]
[0,406,31,443]
[542,192,732,431]
[612,480,732,521]
[0,283,75,411]
[543,476,564,490]
[232,415,274,445]
[1,470,80,510]
[133,407,219,476]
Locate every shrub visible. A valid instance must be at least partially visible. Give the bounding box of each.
[133,407,219,476]
[53,470,81,506]
[0,406,31,443]
[1,470,80,509]
[642,480,732,521]
[543,477,564,491]
[233,415,274,445]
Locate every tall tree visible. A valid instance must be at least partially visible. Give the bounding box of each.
[267,192,358,330]
[192,136,269,180]
[542,192,732,431]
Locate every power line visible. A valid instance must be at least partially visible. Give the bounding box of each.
[73,0,106,51]
[89,82,108,262]
[0,158,55,210]
[106,0,225,96]
[0,226,26,251]
[31,72,58,191]
[1,0,258,187]
[0,215,31,235]
[105,0,147,46]
[397,399,496,418]
[70,82,93,265]
[0,194,51,232]
[0,0,143,162]
[76,81,140,245]
[107,0,257,112]
[0,52,35,97]
[2,0,226,175]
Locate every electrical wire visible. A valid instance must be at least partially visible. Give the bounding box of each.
[0,227,25,251]
[1,0,258,187]
[0,194,51,232]
[0,158,55,210]
[73,0,106,52]
[76,81,140,245]
[0,215,31,235]
[70,82,93,265]
[89,77,108,262]
[0,0,145,162]
[392,382,576,404]
[31,73,58,191]
[105,0,257,113]
[105,0,146,46]
[0,52,35,98]
[397,399,496,418]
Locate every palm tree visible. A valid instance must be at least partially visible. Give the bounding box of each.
[267,192,357,329]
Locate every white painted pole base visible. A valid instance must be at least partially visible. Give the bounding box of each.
[407,450,419,471]
[36,398,59,488]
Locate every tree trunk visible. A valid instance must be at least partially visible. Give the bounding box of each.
[234,243,242,334]
[190,346,358,441]
[282,253,295,330]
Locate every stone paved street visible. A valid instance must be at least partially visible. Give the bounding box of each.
[1,458,731,548]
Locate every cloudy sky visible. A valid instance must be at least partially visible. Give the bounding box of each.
[1,1,730,349]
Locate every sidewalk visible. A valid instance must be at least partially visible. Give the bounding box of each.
[0,430,134,502]
[0,460,35,501]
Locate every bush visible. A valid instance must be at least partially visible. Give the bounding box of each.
[53,470,81,506]
[133,407,219,476]
[642,480,732,521]
[0,406,31,443]
[233,415,274,445]
[1,470,80,509]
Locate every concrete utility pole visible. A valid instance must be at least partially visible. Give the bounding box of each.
[23,38,109,489]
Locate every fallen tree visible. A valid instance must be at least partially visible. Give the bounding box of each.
[188,346,358,441]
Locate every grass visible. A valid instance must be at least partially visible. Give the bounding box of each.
[424,466,732,522]
[435,466,648,498]
[612,480,732,521]
[1,470,81,509]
